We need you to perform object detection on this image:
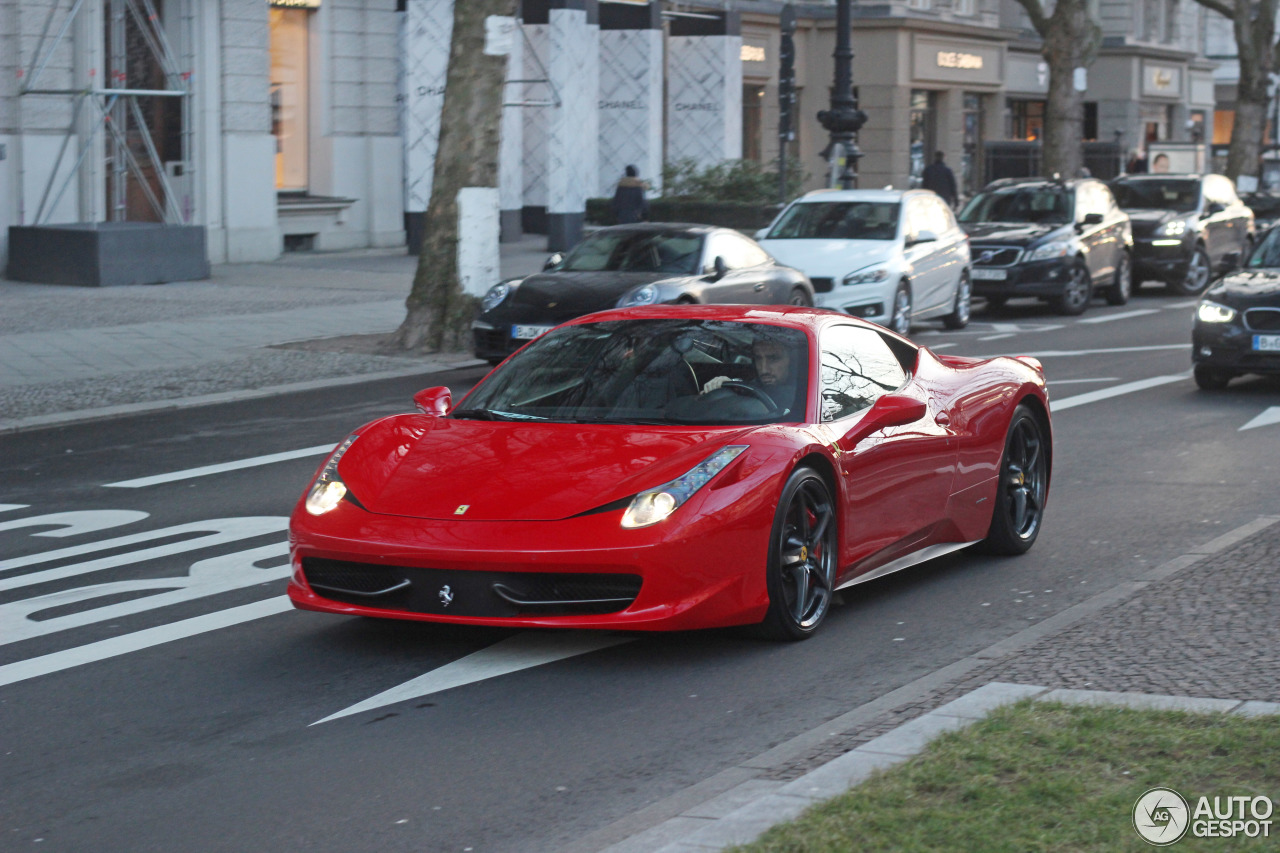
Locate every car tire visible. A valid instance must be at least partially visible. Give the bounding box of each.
[890,282,912,336]
[976,404,1050,556]
[757,467,839,641]
[1051,261,1092,315]
[1170,246,1211,296]
[675,295,697,305]
[1193,365,1234,390]
[941,273,972,330]
[788,286,813,307]
[1105,251,1132,306]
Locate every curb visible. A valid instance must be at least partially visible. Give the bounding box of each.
[0,357,488,435]
[573,514,1280,853]
[646,683,1279,852]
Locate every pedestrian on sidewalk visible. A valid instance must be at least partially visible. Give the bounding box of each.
[921,151,958,208]
[612,165,650,224]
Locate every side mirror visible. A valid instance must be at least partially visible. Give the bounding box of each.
[842,393,928,446]
[413,386,452,416]
[544,252,564,271]
[907,229,938,246]
[706,255,729,281]
[1082,212,1104,226]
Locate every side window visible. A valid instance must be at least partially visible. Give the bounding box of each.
[706,233,762,270]
[820,325,910,422]
[1077,184,1102,218]
[728,233,770,267]
[927,197,954,235]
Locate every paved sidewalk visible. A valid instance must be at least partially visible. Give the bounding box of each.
[0,235,552,432]
[583,514,1280,852]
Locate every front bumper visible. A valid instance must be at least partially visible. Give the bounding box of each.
[970,258,1074,299]
[287,484,776,631]
[1192,320,1280,375]
[1132,238,1191,282]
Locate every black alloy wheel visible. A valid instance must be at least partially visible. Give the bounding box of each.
[1194,364,1234,391]
[759,468,838,640]
[978,405,1050,555]
[1051,262,1092,315]
[1170,246,1212,296]
[1106,252,1132,306]
[942,273,972,329]
[789,286,814,307]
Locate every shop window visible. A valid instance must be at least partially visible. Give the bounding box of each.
[743,84,765,162]
[1009,99,1044,141]
[962,93,983,194]
[909,90,936,187]
[270,8,310,192]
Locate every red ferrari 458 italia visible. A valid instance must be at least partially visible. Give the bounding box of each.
[288,305,1051,640]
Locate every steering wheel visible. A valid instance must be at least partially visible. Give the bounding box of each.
[715,380,780,411]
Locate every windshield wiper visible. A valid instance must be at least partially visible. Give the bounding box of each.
[450,408,547,421]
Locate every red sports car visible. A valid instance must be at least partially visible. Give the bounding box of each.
[288,306,1051,640]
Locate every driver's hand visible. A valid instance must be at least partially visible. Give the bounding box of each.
[701,375,730,395]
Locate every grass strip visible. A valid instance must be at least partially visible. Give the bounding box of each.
[730,700,1280,852]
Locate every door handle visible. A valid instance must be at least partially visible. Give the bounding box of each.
[754,283,766,291]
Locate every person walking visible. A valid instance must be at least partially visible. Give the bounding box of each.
[612,165,650,224]
[921,151,958,208]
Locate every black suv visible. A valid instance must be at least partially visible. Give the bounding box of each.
[958,177,1133,315]
[1109,173,1254,296]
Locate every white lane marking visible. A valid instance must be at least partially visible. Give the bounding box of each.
[312,631,635,725]
[1077,309,1160,324]
[979,333,1016,341]
[1164,299,1201,309]
[0,542,291,645]
[986,344,1189,358]
[1048,377,1119,385]
[0,596,293,688]
[1051,373,1189,411]
[103,444,336,489]
[929,342,957,350]
[0,504,31,514]
[0,517,287,589]
[1240,406,1280,432]
[0,510,149,538]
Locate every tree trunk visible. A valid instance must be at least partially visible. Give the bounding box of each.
[1012,0,1101,178]
[393,0,516,353]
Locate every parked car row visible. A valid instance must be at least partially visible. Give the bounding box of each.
[473,171,1259,364]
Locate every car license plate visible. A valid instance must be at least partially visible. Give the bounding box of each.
[971,268,1007,280]
[1254,334,1280,352]
[512,324,554,340]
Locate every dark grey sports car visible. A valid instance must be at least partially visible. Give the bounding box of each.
[472,223,815,363]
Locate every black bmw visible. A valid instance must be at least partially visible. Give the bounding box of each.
[472,223,814,364]
[1192,225,1280,389]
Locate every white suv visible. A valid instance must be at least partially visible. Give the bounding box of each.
[757,188,972,334]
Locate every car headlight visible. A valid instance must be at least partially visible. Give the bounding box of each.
[621,446,747,528]
[481,282,511,313]
[1024,241,1073,262]
[1161,219,1188,237]
[619,283,660,307]
[842,266,890,286]
[304,433,360,515]
[1196,300,1237,324]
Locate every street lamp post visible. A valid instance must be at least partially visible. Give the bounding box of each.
[817,0,867,189]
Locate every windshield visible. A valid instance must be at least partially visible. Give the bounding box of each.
[1247,228,1280,268]
[454,319,810,426]
[958,187,1072,225]
[1110,178,1199,212]
[556,230,703,274]
[767,201,900,240]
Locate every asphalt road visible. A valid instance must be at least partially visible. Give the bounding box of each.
[3,289,1279,853]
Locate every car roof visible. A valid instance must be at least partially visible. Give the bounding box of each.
[558,304,909,339]
[980,176,1081,191]
[791,188,922,203]
[1112,173,1209,181]
[596,222,719,234]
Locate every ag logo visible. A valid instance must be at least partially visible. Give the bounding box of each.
[1134,787,1190,846]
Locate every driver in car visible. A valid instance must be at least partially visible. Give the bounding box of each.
[699,339,800,415]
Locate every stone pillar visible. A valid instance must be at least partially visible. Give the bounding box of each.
[666,11,742,169]
[545,1,598,252]
[499,15,524,241]
[520,13,549,234]
[597,1,662,198]
[401,0,453,252]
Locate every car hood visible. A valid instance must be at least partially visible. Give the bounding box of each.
[760,239,897,277]
[960,222,1066,246]
[1206,268,1280,306]
[336,415,755,522]
[505,271,685,319]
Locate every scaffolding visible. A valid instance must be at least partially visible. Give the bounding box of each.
[19,0,193,225]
